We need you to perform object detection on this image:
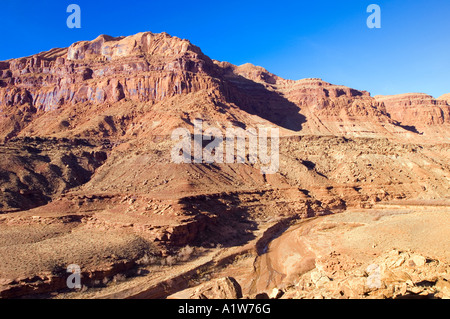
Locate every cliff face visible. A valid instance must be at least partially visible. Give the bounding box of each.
[438,93,450,104]
[0,32,225,141]
[0,32,217,110]
[375,93,450,126]
[280,78,388,119]
[2,31,449,142]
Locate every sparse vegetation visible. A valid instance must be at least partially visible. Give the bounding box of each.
[136,253,159,266]
[178,245,195,262]
[112,273,127,283]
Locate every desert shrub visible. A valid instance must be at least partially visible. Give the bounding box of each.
[165,255,177,266]
[178,245,195,262]
[112,273,127,283]
[137,253,159,266]
[102,277,110,285]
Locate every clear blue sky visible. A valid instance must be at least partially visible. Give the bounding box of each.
[1,0,450,97]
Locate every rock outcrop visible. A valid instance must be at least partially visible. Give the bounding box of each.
[187,277,243,299]
[375,93,450,126]
[284,249,450,299]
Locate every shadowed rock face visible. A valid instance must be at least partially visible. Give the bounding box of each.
[0,137,109,212]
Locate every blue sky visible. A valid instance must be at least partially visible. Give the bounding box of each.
[1,0,450,97]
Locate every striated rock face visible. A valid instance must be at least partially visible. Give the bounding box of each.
[214,61,282,85]
[0,32,217,112]
[1,30,449,142]
[281,78,371,102]
[375,93,450,126]
[437,93,450,104]
[280,78,388,119]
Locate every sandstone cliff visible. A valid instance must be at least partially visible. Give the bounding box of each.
[1,31,449,142]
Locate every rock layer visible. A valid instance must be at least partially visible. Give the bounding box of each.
[1,31,449,142]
